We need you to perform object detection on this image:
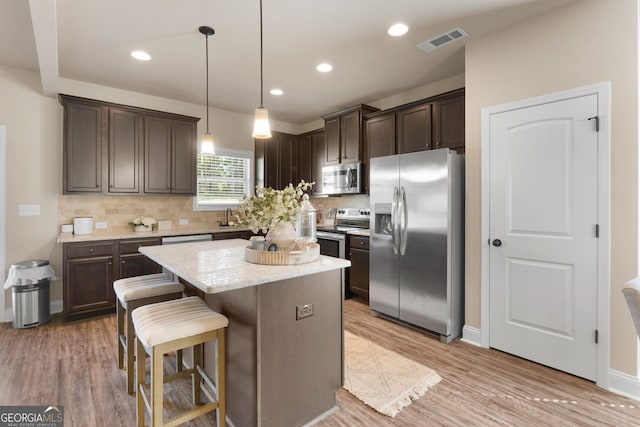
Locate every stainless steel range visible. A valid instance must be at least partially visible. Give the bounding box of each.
[316,208,370,299]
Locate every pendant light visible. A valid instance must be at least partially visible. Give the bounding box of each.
[199,25,215,154]
[252,0,272,139]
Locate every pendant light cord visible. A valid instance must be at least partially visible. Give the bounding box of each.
[205,32,210,133]
[259,0,264,108]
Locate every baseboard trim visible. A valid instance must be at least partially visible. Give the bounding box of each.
[608,369,640,401]
[461,325,484,347]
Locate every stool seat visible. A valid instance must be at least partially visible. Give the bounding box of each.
[133,296,228,426]
[114,273,184,303]
[133,297,228,348]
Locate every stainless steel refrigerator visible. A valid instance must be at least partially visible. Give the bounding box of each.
[369,148,463,343]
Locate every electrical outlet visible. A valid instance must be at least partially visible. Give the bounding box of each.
[296,304,314,320]
[179,219,189,225]
[95,222,108,229]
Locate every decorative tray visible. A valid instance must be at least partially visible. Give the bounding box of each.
[245,242,320,265]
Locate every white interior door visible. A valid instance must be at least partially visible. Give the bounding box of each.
[489,94,599,381]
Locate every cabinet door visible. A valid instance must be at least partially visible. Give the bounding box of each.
[119,254,162,278]
[312,131,325,194]
[65,256,115,314]
[349,247,370,300]
[298,134,313,185]
[278,133,297,187]
[109,108,140,193]
[144,115,172,193]
[433,94,465,150]
[215,230,251,240]
[324,117,340,165]
[172,120,197,194]
[264,134,279,188]
[64,101,104,193]
[366,113,396,159]
[341,110,361,162]
[397,103,432,153]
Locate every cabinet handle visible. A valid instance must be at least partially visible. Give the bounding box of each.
[121,260,125,264]
[360,241,365,245]
[88,248,94,253]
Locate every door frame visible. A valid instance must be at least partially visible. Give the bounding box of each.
[480,82,611,388]
[0,126,6,322]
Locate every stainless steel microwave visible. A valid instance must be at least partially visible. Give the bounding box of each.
[321,162,363,195]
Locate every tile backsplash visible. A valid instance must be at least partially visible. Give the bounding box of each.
[58,194,370,232]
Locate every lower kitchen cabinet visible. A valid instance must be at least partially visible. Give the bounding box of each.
[118,238,162,278]
[214,230,253,240]
[63,241,117,322]
[349,235,370,301]
[63,237,162,322]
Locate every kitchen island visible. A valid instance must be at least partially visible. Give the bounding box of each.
[139,239,350,427]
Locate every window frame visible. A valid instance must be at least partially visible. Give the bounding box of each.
[192,148,254,211]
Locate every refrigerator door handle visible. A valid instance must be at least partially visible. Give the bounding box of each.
[399,186,408,255]
[392,186,399,254]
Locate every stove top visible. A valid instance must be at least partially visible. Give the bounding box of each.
[317,207,369,234]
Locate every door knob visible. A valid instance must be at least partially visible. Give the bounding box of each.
[492,239,502,247]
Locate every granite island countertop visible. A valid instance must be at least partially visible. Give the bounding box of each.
[139,238,351,294]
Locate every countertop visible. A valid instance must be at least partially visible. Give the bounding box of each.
[56,225,250,243]
[139,239,351,294]
[347,229,370,237]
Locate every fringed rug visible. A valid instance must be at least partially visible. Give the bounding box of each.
[343,330,442,417]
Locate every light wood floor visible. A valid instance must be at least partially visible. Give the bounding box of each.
[1,298,639,426]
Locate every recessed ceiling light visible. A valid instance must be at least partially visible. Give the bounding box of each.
[316,63,333,73]
[270,89,284,96]
[388,23,409,37]
[131,50,151,61]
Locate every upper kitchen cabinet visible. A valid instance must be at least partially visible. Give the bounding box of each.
[365,88,465,159]
[62,96,104,193]
[322,104,379,165]
[433,92,465,150]
[298,128,325,194]
[61,95,199,195]
[254,130,298,190]
[144,114,198,194]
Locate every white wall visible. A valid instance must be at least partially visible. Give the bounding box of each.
[465,0,638,376]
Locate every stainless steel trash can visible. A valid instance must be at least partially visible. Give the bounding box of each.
[11,260,51,328]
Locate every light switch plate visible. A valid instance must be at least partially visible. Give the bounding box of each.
[179,219,189,225]
[95,222,108,229]
[19,204,40,216]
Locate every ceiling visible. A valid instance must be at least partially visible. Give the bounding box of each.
[0,0,573,125]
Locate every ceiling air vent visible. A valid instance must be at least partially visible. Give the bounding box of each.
[416,27,468,53]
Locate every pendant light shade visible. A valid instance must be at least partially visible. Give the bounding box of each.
[252,0,271,139]
[199,25,215,154]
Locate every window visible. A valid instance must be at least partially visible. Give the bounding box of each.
[193,148,253,211]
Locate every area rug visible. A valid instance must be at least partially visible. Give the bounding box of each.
[343,331,442,417]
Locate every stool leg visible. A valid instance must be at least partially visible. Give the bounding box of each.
[177,349,183,373]
[117,300,125,370]
[151,347,164,427]
[218,330,226,427]
[136,338,146,427]
[126,305,136,395]
[193,344,202,405]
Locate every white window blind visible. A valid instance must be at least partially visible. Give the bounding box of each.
[195,149,252,209]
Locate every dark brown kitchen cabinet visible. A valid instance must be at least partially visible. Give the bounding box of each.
[214,230,253,240]
[144,114,197,194]
[62,97,104,193]
[366,112,396,159]
[349,235,370,301]
[61,94,199,195]
[63,241,117,322]
[118,238,162,279]
[297,128,325,194]
[322,104,379,166]
[254,130,298,190]
[109,108,141,193]
[397,103,433,154]
[433,93,465,150]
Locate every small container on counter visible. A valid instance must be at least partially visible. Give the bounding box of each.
[60,224,73,233]
[250,235,265,251]
[73,216,94,235]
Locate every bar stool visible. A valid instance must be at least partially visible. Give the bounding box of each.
[114,273,184,394]
[132,296,228,427]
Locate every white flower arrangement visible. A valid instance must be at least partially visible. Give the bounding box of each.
[129,216,157,228]
[236,181,314,234]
